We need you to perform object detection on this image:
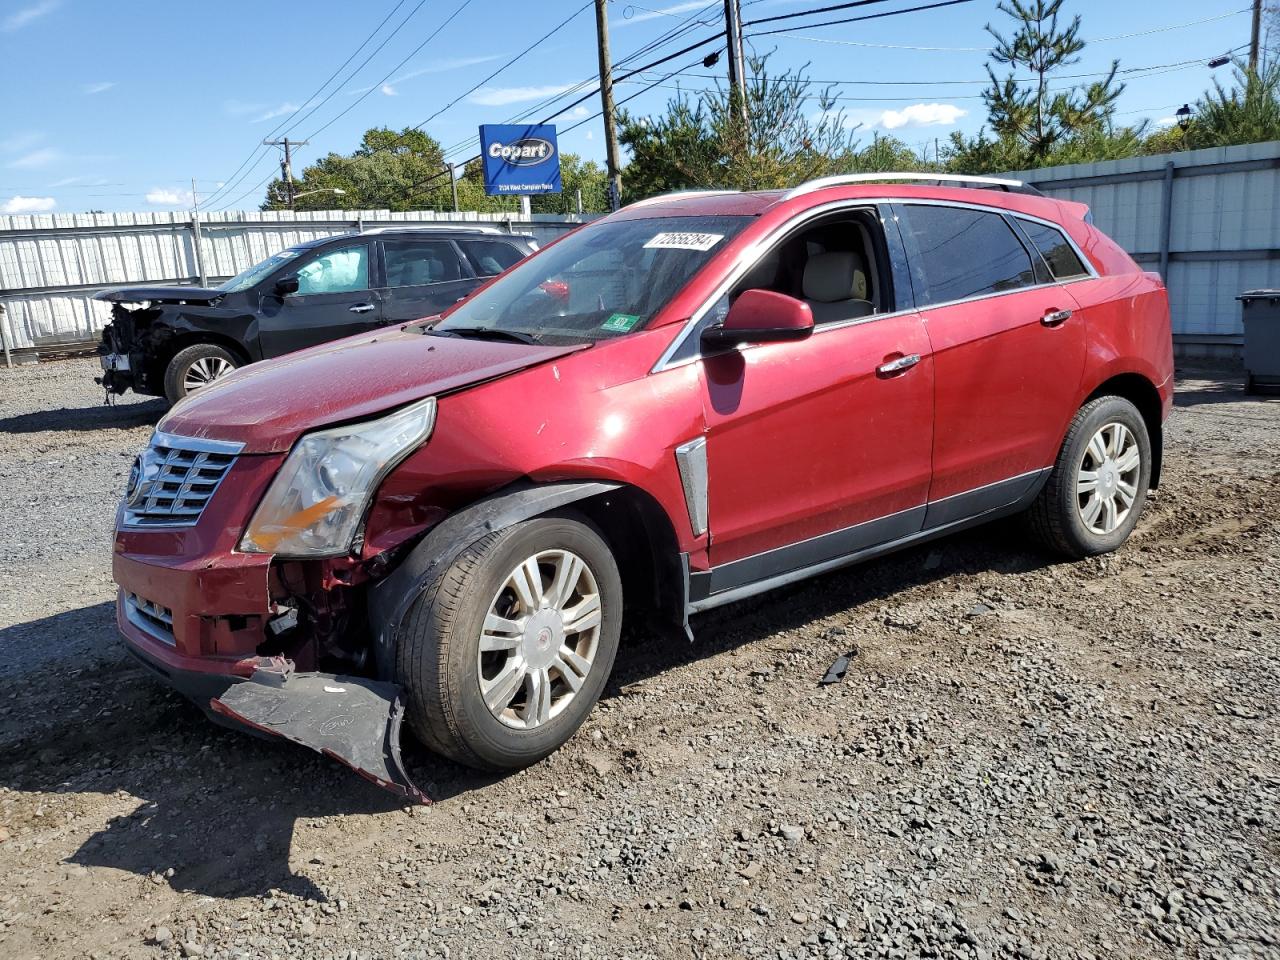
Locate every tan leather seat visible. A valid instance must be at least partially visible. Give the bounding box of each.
[801,251,875,324]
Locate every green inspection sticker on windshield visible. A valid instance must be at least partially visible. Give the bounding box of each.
[601,313,642,333]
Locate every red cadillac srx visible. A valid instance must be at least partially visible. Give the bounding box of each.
[112,175,1173,801]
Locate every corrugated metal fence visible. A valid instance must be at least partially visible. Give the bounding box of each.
[1009,140,1280,354]
[0,209,592,354]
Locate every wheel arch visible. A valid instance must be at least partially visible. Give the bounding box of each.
[367,479,687,681]
[1082,372,1164,488]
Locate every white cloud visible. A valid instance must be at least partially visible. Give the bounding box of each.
[252,102,299,123]
[2,195,56,213]
[879,103,967,130]
[1156,116,1178,128]
[380,83,397,96]
[584,130,595,140]
[3,0,58,32]
[83,81,115,95]
[49,175,110,187]
[145,187,194,207]
[470,83,577,107]
[569,105,590,119]
[7,147,61,169]
[2,132,44,154]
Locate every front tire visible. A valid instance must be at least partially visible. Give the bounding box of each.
[163,343,239,404]
[396,512,623,771]
[1026,396,1152,558]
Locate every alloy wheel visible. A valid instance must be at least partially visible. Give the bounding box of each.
[183,356,234,392]
[1076,421,1141,535]
[476,549,602,730]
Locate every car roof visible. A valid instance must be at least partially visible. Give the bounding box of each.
[614,176,1087,226]
[298,227,535,248]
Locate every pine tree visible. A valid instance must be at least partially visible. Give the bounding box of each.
[983,0,1123,159]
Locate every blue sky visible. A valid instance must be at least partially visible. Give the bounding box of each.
[0,0,1258,214]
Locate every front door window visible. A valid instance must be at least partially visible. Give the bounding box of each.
[296,244,370,296]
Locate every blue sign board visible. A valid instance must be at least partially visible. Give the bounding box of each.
[479,123,562,196]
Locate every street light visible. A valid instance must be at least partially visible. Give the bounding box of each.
[292,188,346,202]
[1175,104,1193,151]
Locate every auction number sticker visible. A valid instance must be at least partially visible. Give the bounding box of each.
[643,232,724,252]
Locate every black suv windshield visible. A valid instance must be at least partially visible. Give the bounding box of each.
[432,215,751,344]
[218,247,305,293]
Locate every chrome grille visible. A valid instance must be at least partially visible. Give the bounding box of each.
[124,592,175,645]
[123,431,244,527]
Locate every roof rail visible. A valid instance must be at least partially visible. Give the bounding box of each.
[783,172,1034,199]
[360,224,505,235]
[625,189,742,209]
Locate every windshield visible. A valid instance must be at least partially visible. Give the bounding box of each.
[218,247,304,293]
[432,215,751,345]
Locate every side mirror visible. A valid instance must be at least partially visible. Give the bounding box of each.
[274,275,300,296]
[700,288,814,350]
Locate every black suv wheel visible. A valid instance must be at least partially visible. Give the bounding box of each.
[164,343,240,404]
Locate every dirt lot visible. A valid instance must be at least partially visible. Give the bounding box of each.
[0,357,1277,960]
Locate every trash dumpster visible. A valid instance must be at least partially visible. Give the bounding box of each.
[1238,289,1280,395]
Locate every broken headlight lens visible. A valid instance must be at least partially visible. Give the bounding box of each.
[240,397,437,557]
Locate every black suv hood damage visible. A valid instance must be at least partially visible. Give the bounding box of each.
[95,285,226,304]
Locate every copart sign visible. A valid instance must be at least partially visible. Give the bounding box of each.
[479,123,563,196]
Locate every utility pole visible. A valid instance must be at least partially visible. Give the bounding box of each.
[263,137,309,209]
[594,0,623,210]
[190,177,207,287]
[1249,0,1262,72]
[723,0,748,128]
[447,162,459,213]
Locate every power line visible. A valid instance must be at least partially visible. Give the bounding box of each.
[743,0,902,28]
[762,7,1252,53]
[437,1,723,161]
[407,1,596,134]
[747,0,978,38]
[296,0,476,141]
[202,0,416,210]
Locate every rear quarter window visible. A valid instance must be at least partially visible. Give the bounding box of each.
[1015,218,1091,280]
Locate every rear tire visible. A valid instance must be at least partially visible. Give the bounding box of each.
[164,343,239,404]
[395,512,623,771]
[1026,396,1152,558]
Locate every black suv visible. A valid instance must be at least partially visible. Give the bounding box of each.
[95,227,536,403]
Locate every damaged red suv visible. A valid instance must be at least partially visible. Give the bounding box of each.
[113,175,1172,801]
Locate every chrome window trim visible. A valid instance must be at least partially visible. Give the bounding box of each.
[650,196,1098,374]
[1008,213,1094,282]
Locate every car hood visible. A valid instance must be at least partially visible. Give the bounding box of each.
[159,327,589,453]
[96,285,226,304]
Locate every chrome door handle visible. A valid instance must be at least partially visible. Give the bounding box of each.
[349,303,376,314]
[1041,308,1072,327]
[877,353,921,375]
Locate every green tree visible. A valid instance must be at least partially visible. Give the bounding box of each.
[1188,63,1280,148]
[982,0,1123,162]
[262,127,456,211]
[618,54,863,198]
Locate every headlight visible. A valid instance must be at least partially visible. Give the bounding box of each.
[240,397,437,557]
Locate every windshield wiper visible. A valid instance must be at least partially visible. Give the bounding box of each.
[429,325,540,345]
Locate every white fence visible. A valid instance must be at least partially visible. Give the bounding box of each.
[0,209,591,353]
[1009,140,1280,355]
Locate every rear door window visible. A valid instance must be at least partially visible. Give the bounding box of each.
[458,239,526,277]
[1015,218,1090,280]
[382,240,464,288]
[899,205,1037,306]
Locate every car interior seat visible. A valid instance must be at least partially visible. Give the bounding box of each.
[801,250,875,324]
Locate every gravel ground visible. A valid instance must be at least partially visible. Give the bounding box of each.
[1,357,1278,960]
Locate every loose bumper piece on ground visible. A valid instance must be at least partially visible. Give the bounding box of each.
[211,660,429,805]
